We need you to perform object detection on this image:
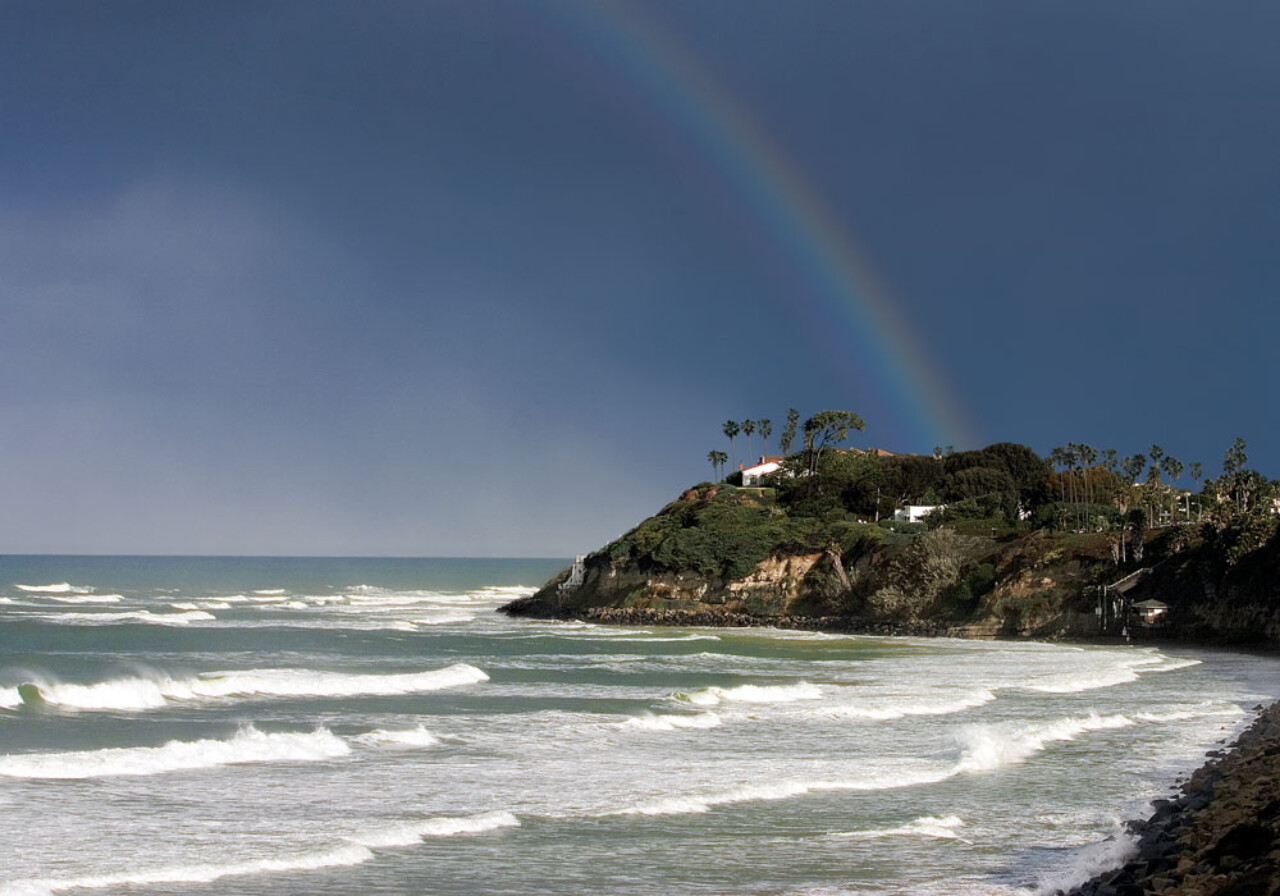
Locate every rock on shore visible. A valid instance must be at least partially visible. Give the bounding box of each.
[1063,701,1280,896]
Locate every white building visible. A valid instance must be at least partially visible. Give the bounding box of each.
[741,456,784,487]
[893,504,945,524]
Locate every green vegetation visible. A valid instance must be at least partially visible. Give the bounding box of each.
[512,414,1279,641]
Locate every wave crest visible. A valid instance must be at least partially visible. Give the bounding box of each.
[15,663,488,711]
[0,726,349,779]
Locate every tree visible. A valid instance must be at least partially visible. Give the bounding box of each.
[1102,448,1118,473]
[758,419,772,455]
[1121,454,1146,485]
[707,450,728,481]
[1148,445,1165,483]
[1189,461,1204,521]
[1161,455,1184,520]
[722,420,740,471]
[742,419,756,463]
[1222,437,1250,512]
[1079,444,1098,525]
[801,410,865,473]
[779,408,800,455]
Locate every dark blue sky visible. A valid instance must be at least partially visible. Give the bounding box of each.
[2,1,1276,556]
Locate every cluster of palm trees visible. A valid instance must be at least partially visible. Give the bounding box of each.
[1048,442,1206,529]
[711,417,774,478]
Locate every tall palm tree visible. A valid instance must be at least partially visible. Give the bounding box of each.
[722,420,740,471]
[1162,456,1184,520]
[1189,461,1204,521]
[1148,445,1165,481]
[1049,447,1067,502]
[758,419,772,455]
[742,419,756,464]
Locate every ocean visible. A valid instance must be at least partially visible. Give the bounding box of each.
[2,555,1278,896]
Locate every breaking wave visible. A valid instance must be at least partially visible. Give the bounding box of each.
[346,810,519,848]
[826,689,996,721]
[0,726,349,779]
[14,583,91,594]
[675,682,823,706]
[13,663,488,711]
[830,814,969,842]
[954,713,1135,773]
[32,610,215,627]
[352,724,440,748]
[1024,652,1199,694]
[620,712,721,731]
[0,844,376,895]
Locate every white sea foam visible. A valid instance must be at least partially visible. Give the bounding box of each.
[410,611,475,625]
[0,687,22,709]
[46,594,123,604]
[676,681,823,706]
[611,767,953,817]
[1023,652,1194,694]
[346,810,519,848]
[955,713,1135,773]
[0,726,349,779]
[171,601,232,611]
[612,633,722,643]
[33,610,214,627]
[352,724,440,748]
[0,844,375,895]
[1028,829,1139,896]
[252,589,286,596]
[17,663,488,711]
[830,814,969,842]
[620,712,722,731]
[826,688,996,721]
[14,583,90,594]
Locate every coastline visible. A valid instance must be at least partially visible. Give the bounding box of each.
[1062,700,1280,896]
[503,601,1280,893]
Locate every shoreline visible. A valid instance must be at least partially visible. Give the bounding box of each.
[1061,700,1280,896]
[504,603,1280,894]
[501,603,1269,649]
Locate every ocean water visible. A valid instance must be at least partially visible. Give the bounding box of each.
[2,555,1278,896]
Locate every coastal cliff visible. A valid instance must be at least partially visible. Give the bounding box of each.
[501,481,1280,645]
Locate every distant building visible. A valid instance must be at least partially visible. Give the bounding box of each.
[893,504,945,524]
[741,456,785,487]
[1132,599,1169,627]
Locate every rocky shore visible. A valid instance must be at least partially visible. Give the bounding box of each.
[1062,701,1280,896]
[500,603,1006,639]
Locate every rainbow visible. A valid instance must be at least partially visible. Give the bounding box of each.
[539,1,978,451]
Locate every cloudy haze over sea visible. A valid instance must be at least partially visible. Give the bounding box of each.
[2,1,1277,556]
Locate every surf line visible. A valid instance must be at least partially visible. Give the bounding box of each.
[535,1,977,450]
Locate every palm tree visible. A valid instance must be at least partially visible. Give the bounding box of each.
[1049,447,1067,502]
[708,450,720,481]
[742,419,756,464]
[722,420,740,471]
[1189,461,1204,521]
[1161,455,1184,520]
[1148,445,1165,481]
[758,419,772,455]
[1079,444,1097,513]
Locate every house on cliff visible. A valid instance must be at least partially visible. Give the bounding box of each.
[741,456,785,486]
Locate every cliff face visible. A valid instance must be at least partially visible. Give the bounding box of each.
[503,550,825,619]
[502,483,1280,644]
[502,529,1112,639]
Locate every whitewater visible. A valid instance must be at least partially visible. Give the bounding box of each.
[1,556,1278,896]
